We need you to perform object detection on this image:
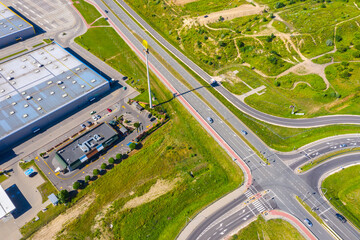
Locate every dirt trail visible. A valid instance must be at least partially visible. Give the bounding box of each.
[122,178,180,210]
[290,81,311,90]
[172,0,198,5]
[31,194,96,240]
[197,4,266,25]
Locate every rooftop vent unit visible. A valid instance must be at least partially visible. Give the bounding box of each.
[32,60,36,64]
[81,85,85,88]
[22,58,27,62]
[10,70,14,74]
[91,79,96,83]
[22,65,26,69]
[10,81,16,85]
[11,102,16,106]
[43,57,47,60]
[76,68,80,71]
[3,25,7,28]
[23,114,28,118]
[9,17,13,20]
[0,22,3,25]
[53,65,58,69]
[19,24,23,27]
[21,91,26,95]
[62,86,66,89]
[62,93,68,98]
[72,80,77,84]
[7,76,12,80]
[66,76,71,79]
[57,81,63,85]
[50,91,55,95]
[37,97,42,101]
[63,57,68,61]
[6,95,11,99]
[0,89,4,93]
[40,52,44,55]
[9,27,13,30]
[48,81,53,85]
[37,107,42,111]
[35,69,40,73]
[10,111,15,115]
[50,47,54,51]
[26,96,32,100]
[0,68,2,71]
[37,63,43,67]
[24,104,29,108]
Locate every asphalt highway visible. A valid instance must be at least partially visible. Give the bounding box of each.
[278,135,360,170]
[91,1,360,239]
[113,0,360,128]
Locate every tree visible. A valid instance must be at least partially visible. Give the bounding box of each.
[57,190,69,204]
[326,39,333,46]
[108,157,115,164]
[101,163,107,170]
[73,181,80,190]
[335,35,342,42]
[129,142,136,150]
[93,168,100,176]
[134,122,140,130]
[219,41,227,47]
[275,2,285,9]
[116,153,122,160]
[85,175,90,182]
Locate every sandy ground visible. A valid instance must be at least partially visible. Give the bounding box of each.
[31,194,96,240]
[197,4,265,25]
[123,178,180,209]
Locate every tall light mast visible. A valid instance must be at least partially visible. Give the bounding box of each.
[143,40,152,108]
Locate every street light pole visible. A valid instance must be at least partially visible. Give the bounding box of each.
[143,40,152,108]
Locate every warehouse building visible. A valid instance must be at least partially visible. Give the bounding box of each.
[54,123,118,171]
[0,42,111,151]
[0,2,35,47]
[0,185,15,219]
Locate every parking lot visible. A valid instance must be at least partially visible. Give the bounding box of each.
[35,100,157,190]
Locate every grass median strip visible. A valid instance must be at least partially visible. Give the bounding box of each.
[322,165,360,230]
[299,147,360,172]
[295,195,324,225]
[0,49,28,61]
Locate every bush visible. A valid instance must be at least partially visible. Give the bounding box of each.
[57,190,69,204]
[268,55,278,65]
[266,33,276,42]
[93,169,100,176]
[270,13,275,18]
[326,39,333,46]
[101,163,107,170]
[335,35,343,42]
[129,142,136,150]
[108,157,115,164]
[73,181,80,190]
[219,41,227,47]
[352,51,360,58]
[337,46,348,53]
[275,2,285,8]
[85,175,90,182]
[274,81,281,87]
[116,154,122,160]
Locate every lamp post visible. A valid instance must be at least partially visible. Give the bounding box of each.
[143,40,152,108]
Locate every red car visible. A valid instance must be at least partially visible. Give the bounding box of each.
[107,108,112,112]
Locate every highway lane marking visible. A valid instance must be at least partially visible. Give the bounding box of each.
[319,207,331,216]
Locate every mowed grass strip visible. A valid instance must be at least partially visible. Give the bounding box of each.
[231,215,305,240]
[58,22,243,239]
[322,165,360,230]
[73,0,101,24]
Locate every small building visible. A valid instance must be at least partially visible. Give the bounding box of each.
[119,125,128,135]
[0,2,35,47]
[0,185,15,218]
[54,123,118,171]
[48,193,58,206]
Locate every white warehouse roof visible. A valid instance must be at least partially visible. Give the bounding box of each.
[0,185,15,218]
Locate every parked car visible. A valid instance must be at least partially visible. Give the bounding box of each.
[87,121,92,126]
[304,218,313,227]
[340,144,347,148]
[207,117,214,123]
[107,108,112,112]
[335,213,347,223]
[204,15,208,18]
[90,110,96,115]
[241,130,248,135]
[92,115,98,121]
[80,124,86,129]
[104,9,108,13]
[96,114,101,119]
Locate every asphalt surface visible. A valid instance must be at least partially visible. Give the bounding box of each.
[93,1,360,239]
[113,0,360,129]
[277,135,360,170]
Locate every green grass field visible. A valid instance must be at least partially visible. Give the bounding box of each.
[92,17,110,26]
[231,216,305,240]
[73,0,101,24]
[322,165,360,230]
[57,13,243,239]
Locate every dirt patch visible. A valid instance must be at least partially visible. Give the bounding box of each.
[324,93,356,112]
[122,178,180,210]
[31,194,96,240]
[172,0,198,5]
[197,4,266,25]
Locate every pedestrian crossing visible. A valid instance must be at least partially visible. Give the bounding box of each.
[244,190,253,198]
[252,199,266,213]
